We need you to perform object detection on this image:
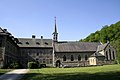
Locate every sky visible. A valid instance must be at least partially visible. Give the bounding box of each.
[0,0,120,41]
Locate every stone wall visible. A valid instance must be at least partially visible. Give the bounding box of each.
[55,52,94,67]
[19,48,53,67]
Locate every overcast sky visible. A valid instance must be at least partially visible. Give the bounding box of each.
[0,0,120,41]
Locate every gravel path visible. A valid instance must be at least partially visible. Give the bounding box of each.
[0,69,29,80]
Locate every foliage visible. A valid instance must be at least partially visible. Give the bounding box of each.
[28,62,39,69]
[8,62,20,69]
[1,62,22,69]
[21,64,120,80]
[40,63,46,68]
[0,69,12,75]
[80,21,120,63]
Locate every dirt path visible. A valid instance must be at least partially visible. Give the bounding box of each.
[0,69,29,80]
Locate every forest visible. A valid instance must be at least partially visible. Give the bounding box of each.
[80,21,120,63]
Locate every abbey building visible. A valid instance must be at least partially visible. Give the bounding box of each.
[0,19,116,68]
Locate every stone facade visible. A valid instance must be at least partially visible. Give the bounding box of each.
[0,20,116,68]
[19,48,53,68]
[0,29,19,68]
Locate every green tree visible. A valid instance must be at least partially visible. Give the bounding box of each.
[80,21,120,63]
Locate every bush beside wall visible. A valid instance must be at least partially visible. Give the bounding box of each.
[28,62,39,69]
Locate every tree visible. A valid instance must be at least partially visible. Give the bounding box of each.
[80,21,120,63]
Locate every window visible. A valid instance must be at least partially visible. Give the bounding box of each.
[36,53,39,56]
[50,59,52,64]
[113,51,115,60]
[46,59,49,64]
[109,49,112,60]
[63,55,66,61]
[26,42,29,45]
[106,51,108,60]
[45,42,48,45]
[18,42,22,44]
[78,55,81,61]
[39,59,42,63]
[36,42,40,45]
[43,59,46,63]
[85,55,88,61]
[71,55,74,61]
[36,58,39,61]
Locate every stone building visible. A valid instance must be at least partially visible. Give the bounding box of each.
[17,36,53,68]
[0,28,19,68]
[0,19,116,68]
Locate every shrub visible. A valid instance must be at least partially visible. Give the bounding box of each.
[28,62,38,69]
[9,62,20,69]
[114,60,119,64]
[40,63,46,68]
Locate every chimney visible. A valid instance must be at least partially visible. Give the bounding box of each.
[41,36,43,39]
[4,29,7,31]
[32,35,36,38]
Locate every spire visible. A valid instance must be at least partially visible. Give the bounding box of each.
[54,17,57,33]
[52,16,58,42]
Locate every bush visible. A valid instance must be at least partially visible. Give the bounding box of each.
[0,62,23,69]
[28,62,38,69]
[40,64,46,68]
[114,60,119,64]
[9,62,20,69]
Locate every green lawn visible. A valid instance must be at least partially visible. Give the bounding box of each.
[21,64,120,80]
[0,69,12,75]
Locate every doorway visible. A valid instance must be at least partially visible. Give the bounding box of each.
[56,60,61,68]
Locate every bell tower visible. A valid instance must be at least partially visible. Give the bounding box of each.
[52,17,58,42]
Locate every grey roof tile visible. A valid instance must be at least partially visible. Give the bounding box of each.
[17,38,52,48]
[55,42,101,52]
[91,52,105,57]
[97,43,109,51]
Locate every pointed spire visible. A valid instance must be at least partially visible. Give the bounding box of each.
[54,16,57,33]
[52,16,58,42]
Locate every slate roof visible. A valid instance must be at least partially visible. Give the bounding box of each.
[0,28,3,33]
[90,52,105,57]
[97,43,109,51]
[0,27,9,35]
[17,38,52,48]
[54,42,101,52]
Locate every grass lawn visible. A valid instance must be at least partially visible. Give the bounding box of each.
[21,64,120,80]
[0,69,12,76]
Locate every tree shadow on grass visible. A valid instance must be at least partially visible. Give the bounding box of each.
[21,71,120,80]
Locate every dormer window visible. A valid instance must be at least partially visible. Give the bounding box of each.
[18,42,22,44]
[26,42,29,45]
[45,42,48,45]
[36,42,40,45]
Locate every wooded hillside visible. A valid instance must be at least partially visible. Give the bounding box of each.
[80,21,120,63]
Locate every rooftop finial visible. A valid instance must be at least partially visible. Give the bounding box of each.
[54,16,57,33]
[54,16,56,23]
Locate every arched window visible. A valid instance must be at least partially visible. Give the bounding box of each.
[78,55,81,61]
[85,55,88,61]
[113,51,115,60]
[109,49,112,60]
[63,55,66,61]
[71,55,74,61]
[106,51,108,60]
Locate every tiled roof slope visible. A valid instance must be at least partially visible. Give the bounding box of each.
[0,27,10,35]
[55,42,101,52]
[91,52,105,57]
[0,28,3,33]
[97,43,109,51]
[17,38,53,48]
